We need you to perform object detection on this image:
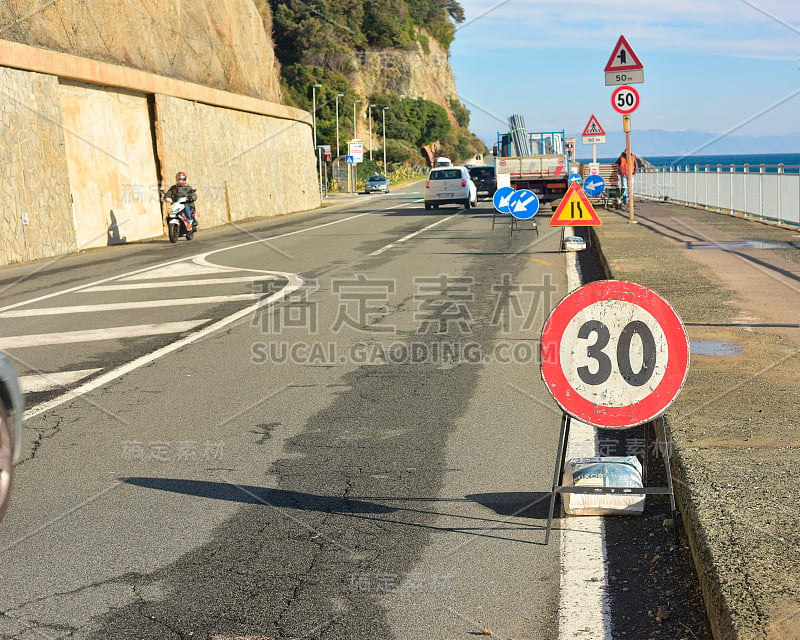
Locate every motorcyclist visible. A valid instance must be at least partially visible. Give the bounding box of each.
[163,171,197,229]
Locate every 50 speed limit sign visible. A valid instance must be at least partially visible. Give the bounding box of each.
[540,280,689,428]
[611,85,640,114]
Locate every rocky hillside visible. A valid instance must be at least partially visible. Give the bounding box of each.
[0,0,282,102]
[0,0,482,164]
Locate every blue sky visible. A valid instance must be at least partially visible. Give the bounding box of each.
[449,1,800,153]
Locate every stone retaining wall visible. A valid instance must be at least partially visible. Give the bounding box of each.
[0,41,319,267]
[0,67,76,264]
[154,95,318,228]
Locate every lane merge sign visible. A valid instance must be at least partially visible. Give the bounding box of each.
[611,85,640,115]
[493,186,516,214]
[582,115,606,145]
[605,35,644,86]
[508,189,539,219]
[540,280,689,428]
[550,182,602,226]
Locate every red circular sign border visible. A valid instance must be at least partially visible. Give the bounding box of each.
[540,280,689,428]
[611,85,640,115]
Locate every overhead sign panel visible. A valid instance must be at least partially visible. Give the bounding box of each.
[550,183,602,226]
[605,35,644,86]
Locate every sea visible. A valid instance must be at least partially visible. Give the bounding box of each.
[579,153,800,173]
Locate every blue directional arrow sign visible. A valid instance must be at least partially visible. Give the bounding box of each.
[493,186,516,214]
[583,174,606,197]
[508,189,539,219]
[569,172,582,184]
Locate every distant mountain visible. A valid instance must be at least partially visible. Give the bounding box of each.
[574,129,800,158]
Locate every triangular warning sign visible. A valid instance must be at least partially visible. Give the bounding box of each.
[582,115,606,137]
[550,183,602,226]
[604,35,644,72]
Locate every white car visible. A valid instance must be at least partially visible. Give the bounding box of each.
[424,166,478,210]
[0,352,24,522]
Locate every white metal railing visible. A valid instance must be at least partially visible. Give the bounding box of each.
[633,165,800,226]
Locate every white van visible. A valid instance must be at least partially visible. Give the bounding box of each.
[434,157,452,167]
[424,166,478,210]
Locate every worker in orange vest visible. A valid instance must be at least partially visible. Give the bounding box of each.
[616,150,637,205]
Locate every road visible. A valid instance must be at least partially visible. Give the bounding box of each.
[0,183,572,639]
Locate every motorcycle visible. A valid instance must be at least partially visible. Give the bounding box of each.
[164,196,197,243]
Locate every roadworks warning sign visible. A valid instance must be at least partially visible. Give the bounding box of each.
[550,183,602,226]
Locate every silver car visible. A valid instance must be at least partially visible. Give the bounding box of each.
[0,353,24,522]
[364,174,390,194]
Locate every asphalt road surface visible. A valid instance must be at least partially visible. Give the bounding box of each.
[1,184,573,639]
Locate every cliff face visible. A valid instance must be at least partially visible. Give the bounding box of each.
[0,0,281,102]
[351,34,460,126]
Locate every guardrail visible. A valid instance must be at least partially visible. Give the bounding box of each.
[633,164,800,226]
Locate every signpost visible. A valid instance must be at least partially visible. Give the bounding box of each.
[540,280,689,543]
[541,280,689,428]
[583,174,605,198]
[508,189,539,219]
[605,36,644,224]
[604,35,644,86]
[581,115,606,164]
[611,85,640,115]
[550,183,602,227]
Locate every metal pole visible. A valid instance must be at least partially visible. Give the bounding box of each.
[382,107,388,171]
[312,84,321,149]
[624,114,635,223]
[368,104,374,161]
[335,93,343,159]
[353,99,361,139]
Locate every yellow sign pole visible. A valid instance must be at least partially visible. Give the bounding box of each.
[623,114,635,223]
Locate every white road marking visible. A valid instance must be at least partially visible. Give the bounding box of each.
[0,321,208,350]
[123,262,241,280]
[0,295,256,318]
[0,211,377,316]
[558,234,612,639]
[369,211,462,256]
[24,272,304,420]
[83,276,277,292]
[19,369,103,393]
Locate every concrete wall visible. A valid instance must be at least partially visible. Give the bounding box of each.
[0,40,319,267]
[0,67,76,264]
[59,81,163,249]
[154,95,319,228]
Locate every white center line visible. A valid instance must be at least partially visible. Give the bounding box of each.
[369,211,462,256]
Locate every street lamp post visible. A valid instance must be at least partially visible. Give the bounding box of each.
[353,99,362,139]
[311,83,322,149]
[368,104,374,161]
[382,106,388,171]
[335,93,344,159]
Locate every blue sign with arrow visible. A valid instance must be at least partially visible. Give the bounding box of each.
[569,172,582,184]
[508,189,539,219]
[583,174,606,197]
[493,186,516,214]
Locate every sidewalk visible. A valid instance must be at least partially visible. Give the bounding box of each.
[591,200,800,640]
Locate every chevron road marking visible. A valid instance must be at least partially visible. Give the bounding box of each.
[0,320,208,349]
[19,369,104,393]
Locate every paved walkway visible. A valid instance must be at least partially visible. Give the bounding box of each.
[592,199,800,640]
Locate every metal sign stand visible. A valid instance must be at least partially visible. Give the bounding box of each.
[509,216,538,238]
[544,412,678,545]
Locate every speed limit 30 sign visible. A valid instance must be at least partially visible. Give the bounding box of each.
[540,280,689,428]
[611,85,640,115]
